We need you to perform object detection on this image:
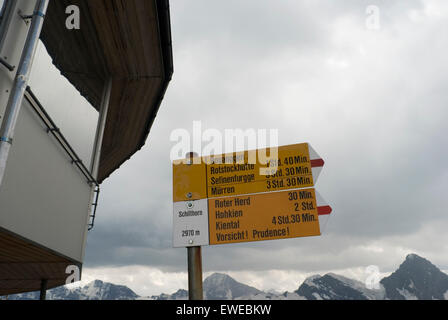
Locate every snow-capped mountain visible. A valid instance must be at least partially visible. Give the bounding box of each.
[295,273,385,300]
[236,290,305,300]
[380,254,448,300]
[203,273,262,300]
[3,254,448,300]
[295,254,448,300]
[151,289,188,300]
[6,280,139,300]
[151,273,262,300]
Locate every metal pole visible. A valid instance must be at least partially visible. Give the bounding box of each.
[90,77,112,179]
[39,279,47,300]
[185,152,203,300]
[188,246,203,300]
[0,0,50,187]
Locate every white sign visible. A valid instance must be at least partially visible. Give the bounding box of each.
[173,199,209,247]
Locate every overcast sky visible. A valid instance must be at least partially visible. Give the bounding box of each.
[29,0,448,296]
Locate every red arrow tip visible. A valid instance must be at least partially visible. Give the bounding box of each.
[311,158,325,168]
[317,205,332,216]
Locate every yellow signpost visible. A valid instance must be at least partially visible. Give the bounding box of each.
[173,143,324,202]
[173,143,332,301]
[172,142,331,247]
[208,188,321,245]
[206,143,314,198]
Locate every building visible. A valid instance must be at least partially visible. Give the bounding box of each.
[0,0,173,297]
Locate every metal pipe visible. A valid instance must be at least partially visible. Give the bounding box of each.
[86,78,112,231]
[90,78,112,179]
[88,186,100,230]
[0,0,49,187]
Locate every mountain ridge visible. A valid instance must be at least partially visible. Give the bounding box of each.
[380,253,448,300]
[3,253,448,300]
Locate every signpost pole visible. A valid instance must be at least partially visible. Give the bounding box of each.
[185,152,203,300]
[173,144,331,298]
[187,246,203,300]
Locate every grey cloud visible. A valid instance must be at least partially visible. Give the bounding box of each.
[77,0,448,275]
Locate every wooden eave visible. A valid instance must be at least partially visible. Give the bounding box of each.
[40,0,173,182]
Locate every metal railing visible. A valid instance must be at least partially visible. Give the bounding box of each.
[24,86,100,231]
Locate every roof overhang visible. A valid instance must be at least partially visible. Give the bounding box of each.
[0,227,80,296]
[40,0,173,182]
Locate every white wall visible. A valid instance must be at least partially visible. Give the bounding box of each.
[0,0,97,263]
[0,0,98,168]
[0,97,93,262]
[28,42,99,169]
